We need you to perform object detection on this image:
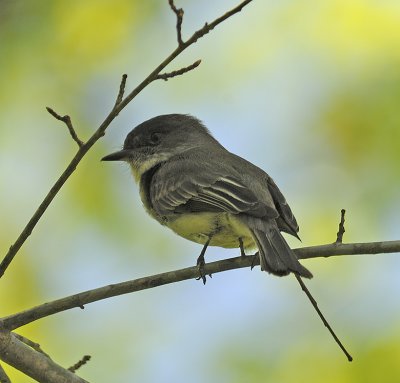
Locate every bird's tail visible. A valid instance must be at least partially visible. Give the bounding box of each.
[251,223,312,279]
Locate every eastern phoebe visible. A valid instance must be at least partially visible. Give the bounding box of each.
[102,114,312,279]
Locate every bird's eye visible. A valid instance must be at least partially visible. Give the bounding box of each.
[150,132,161,145]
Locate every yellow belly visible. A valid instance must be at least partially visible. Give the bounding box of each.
[165,212,256,249]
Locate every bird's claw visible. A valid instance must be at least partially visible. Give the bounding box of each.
[196,254,208,284]
[250,252,258,270]
[238,237,246,257]
[195,239,211,285]
[196,252,206,284]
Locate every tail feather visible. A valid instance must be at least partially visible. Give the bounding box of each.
[251,224,312,279]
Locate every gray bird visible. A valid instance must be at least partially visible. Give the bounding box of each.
[102,114,312,279]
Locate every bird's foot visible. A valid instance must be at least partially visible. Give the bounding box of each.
[238,238,246,257]
[196,253,207,285]
[195,239,211,285]
[251,252,258,270]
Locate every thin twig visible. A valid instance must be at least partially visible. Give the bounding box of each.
[0,364,11,383]
[68,355,91,373]
[114,74,128,107]
[46,107,84,148]
[0,0,254,279]
[1,239,399,331]
[156,60,201,81]
[336,209,346,243]
[168,0,184,46]
[294,275,352,361]
[185,0,253,46]
[13,334,51,359]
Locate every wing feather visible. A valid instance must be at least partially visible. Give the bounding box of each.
[267,177,299,236]
[150,160,277,218]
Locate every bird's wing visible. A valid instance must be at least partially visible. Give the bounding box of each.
[267,177,299,236]
[150,159,278,218]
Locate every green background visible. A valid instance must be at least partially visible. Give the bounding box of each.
[1,0,400,381]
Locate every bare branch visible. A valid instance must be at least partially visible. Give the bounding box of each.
[0,331,88,383]
[114,74,128,107]
[1,239,399,331]
[0,364,11,383]
[336,209,346,243]
[185,0,253,46]
[115,0,254,113]
[46,107,84,148]
[13,334,51,359]
[0,0,253,279]
[68,355,91,373]
[156,60,201,81]
[168,0,184,46]
[295,275,353,362]
[0,144,91,279]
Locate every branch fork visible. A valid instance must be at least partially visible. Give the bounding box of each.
[156,59,201,81]
[46,107,84,148]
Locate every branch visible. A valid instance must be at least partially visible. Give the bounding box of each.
[68,355,91,373]
[1,240,399,331]
[13,333,51,359]
[156,59,201,81]
[0,0,253,279]
[115,0,253,111]
[0,331,88,383]
[336,209,346,243]
[0,364,11,383]
[168,0,184,46]
[114,74,128,107]
[295,275,352,361]
[46,107,84,148]
[185,0,253,46]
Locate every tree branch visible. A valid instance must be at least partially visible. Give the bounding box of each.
[294,274,352,361]
[0,0,253,279]
[184,0,253,46]
[0,331,88,383]
[336,209,346,243]
[0,364,11,383]
[68,355,91,373]
[13,333,51,359]
[156,59,201,81]
[168,0,184,46]
[1,240,399,331]
[114,74,128,107]
[46,107,84,148]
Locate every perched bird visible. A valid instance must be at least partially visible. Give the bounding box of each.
[102,114,312,280]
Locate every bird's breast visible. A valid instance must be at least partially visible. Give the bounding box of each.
[165,212,255,249]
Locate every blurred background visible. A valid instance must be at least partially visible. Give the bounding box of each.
[1,0,400,381]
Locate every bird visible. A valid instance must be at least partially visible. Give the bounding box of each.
[102,114,312,280]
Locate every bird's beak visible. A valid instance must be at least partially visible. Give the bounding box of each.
[101,149,130,162]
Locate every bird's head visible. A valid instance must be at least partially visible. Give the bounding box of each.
[102,114,220,182]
